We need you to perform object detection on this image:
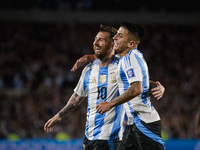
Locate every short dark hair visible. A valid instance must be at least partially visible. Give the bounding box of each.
[99,24,117,40]
[120,22,144,41]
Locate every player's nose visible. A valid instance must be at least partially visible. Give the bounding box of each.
[93,39,99,46]
[113,34,118,40]
[93,40,97,46]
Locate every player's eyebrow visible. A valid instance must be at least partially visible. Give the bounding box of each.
[94,36,105,41]
[117,32,123,37]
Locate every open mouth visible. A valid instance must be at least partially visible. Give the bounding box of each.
[114,42,119,47]
[95,47,101,52]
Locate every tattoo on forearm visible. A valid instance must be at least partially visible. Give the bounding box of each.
[58,93,84,118]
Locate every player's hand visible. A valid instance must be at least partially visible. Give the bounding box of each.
[44,114,62,133]
[71,55,89,72]
[71,55,96,72]
[96,102,111,115]
[151,81,165,100]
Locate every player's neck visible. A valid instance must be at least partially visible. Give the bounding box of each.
[99,54,115,68]
[119,47,137,58]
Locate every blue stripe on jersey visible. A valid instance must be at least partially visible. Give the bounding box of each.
[119,61,129,91]
[127,101,141,124]
[124,49,137,68]
[110,105,121,140]
[111,56,119,65]
[134,54,151,107]
[119,61,141,124]
[83,68,92,91]
[124,53,131,68]
[135,121,166,149]
[84,69,92,138]
[124,56,128,68]
[93,66,108,140]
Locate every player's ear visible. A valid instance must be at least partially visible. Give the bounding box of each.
[128,41,136,48]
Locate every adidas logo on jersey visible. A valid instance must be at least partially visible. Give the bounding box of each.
[90,78,97,84]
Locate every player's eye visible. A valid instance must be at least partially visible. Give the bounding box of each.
[119,34,123,38]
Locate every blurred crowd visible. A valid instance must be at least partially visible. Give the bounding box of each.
[0,22,199,140]
[0,0,199,12]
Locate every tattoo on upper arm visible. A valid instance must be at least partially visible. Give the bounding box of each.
[59,93,85,118]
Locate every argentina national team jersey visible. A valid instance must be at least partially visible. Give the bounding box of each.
[117,48,160,125]
[74,56,124,140]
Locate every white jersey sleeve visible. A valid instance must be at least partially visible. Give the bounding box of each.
[121,51,143,84]
[74,64,91,97]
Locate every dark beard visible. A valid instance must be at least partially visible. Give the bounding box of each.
[94,53,106,61]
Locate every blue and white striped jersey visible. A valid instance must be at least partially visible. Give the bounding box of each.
[117,48,160,125]
[74,56,124,140]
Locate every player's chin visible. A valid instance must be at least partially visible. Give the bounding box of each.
[113,47,120,53]
[95,51,101,55]
[95,53,103,59]
[94,53,99,58]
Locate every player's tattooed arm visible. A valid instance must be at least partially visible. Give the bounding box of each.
[96,81,142,114]
[44,93,85,133]
[58,93,85,118]
[109,81,142,107]
[71,55,97,72]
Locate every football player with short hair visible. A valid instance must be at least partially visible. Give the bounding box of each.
[96,22,165,150]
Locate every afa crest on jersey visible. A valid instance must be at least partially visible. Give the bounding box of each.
[100,75,106,84]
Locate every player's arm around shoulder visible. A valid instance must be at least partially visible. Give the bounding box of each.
[110,81,143,107]
[44,93,85,133]
[96,81,142,115]
[71,54,97,72]
[150,80,165,100]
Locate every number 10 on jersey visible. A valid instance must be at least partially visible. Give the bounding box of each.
[97,87,107,100]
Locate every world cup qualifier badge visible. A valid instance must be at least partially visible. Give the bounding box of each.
[127,68,135,78]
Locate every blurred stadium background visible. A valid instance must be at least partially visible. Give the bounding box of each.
[0,0,200,149]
